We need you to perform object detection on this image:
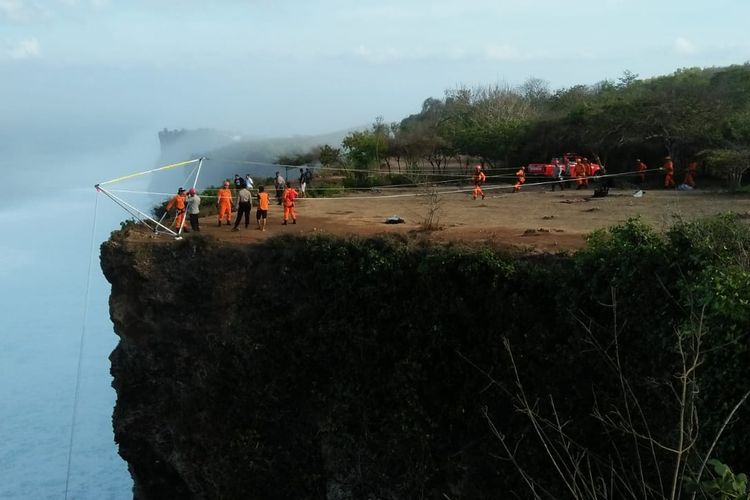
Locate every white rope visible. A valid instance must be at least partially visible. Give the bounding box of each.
[106,168,664,203]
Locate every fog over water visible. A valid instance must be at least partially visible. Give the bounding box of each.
[0,127,159,499]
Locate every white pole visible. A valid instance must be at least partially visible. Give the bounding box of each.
[177,157,205,238]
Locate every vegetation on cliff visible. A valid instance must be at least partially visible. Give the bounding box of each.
[283,64,750,191]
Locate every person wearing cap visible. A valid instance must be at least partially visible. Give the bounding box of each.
[663,156,675,188]
[165,187,188,232]
[232,184,253,231]
[186,188,201,232]
[635,159,647,184]
[217,180,234,226]
[472,165,486,200]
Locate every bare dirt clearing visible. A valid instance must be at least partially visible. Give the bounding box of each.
[130,186,750,251]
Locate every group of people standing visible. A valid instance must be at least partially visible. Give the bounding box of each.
[164,170,306,234]
[471,155,699,199]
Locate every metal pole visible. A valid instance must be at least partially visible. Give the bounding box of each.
[177,157,205,238]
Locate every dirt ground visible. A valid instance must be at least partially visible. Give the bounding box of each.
[132,184,750,252]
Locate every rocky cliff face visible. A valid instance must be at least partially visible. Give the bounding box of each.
[102,234,561,499]
[101,229,750,499]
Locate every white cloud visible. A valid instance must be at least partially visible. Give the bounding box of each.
[7,37,40,59]
[674,37,697,55]
[0,0,25,20]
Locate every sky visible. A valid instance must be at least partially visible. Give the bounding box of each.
[2,0,750,144]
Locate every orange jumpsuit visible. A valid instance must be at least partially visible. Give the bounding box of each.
[636,161,647,183]
[283,187,298,223]
[582,160,591,187]
[684,161,697,187]
[165,193,186,229]
[664,159,675,188]
[472,169,486,199]
[513,168,525,192]
[574,162,587,189]
[217,187,233,224]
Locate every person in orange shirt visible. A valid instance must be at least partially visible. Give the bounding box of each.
[282,183,299,225]
[472,165,486,200]
[165,187,188,232]
[635,159,647,184]
[684,160,697,187]
[255,186,268,231]
[513,166,525,193]
[574,161,587,189]
[256,185,270,231]
[663,157,675,188]
[216,180,234,226]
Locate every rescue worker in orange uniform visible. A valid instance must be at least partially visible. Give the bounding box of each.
[635,159,647,184]
[216,180,234,226]
[165,187,188,231]
[663,157,675,188]
[513,166,525,193]
[583,158,592,187]
[282,183,299,225]
[472,165,486,200]
[684,160,697,187]
[573,161,588,189]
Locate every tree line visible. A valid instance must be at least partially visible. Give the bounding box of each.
[280,63,750,189]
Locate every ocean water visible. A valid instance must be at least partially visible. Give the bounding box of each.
[0,146,152,499]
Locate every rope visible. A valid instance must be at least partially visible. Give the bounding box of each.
[108,168,662,201]
[98,158,200,186]
[64,191,100,500]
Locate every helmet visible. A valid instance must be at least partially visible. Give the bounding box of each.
[188,188,197,194]
[177,187,185,193]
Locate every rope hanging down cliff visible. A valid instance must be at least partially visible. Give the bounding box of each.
[64,191,99,500]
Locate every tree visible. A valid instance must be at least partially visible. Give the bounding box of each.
[317,144,341,168]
